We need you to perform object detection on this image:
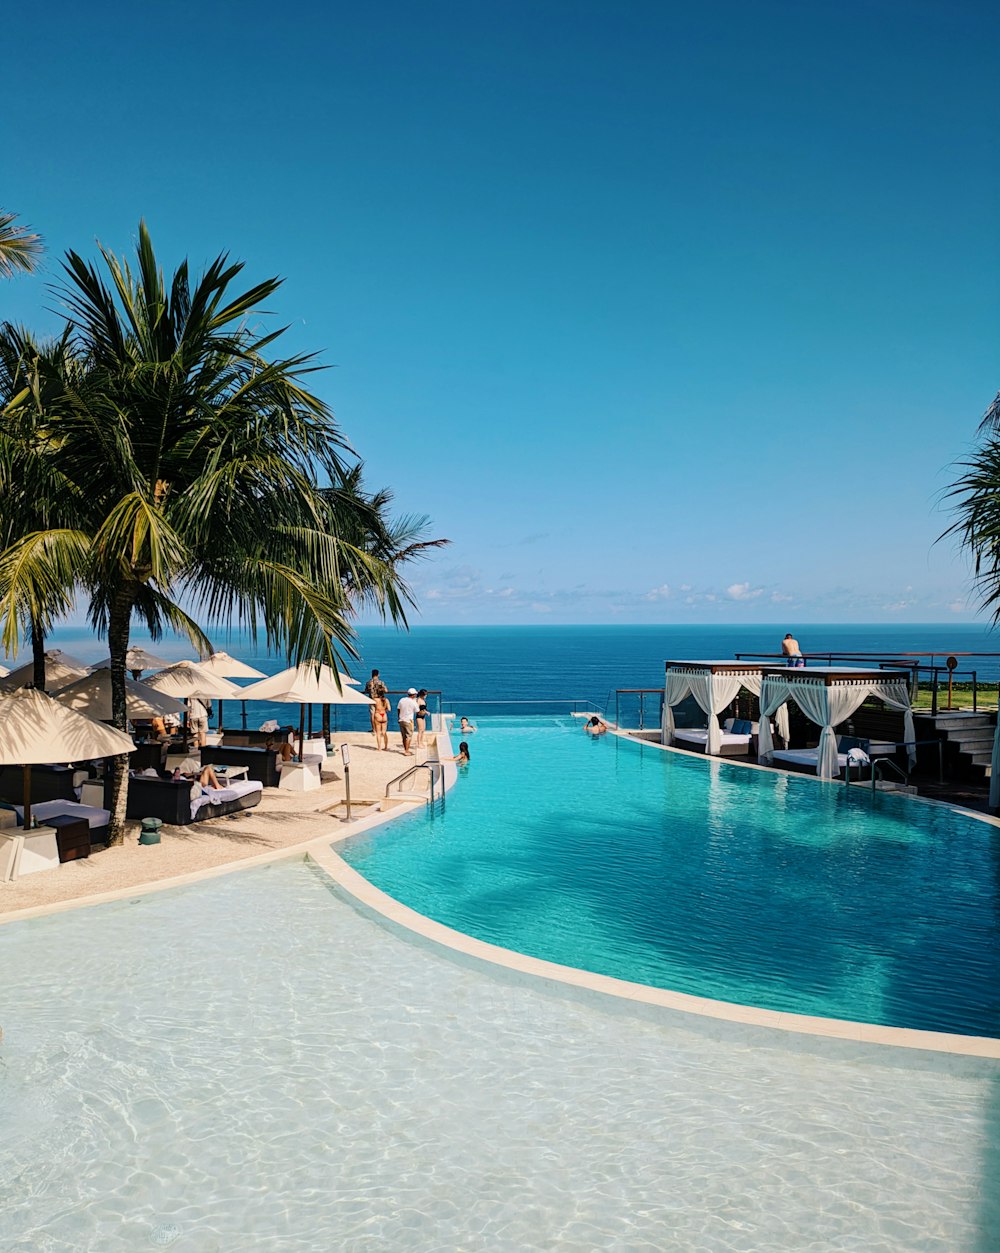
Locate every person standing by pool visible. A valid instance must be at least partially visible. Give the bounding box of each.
[781,633,805,667]
[363,669,388,739]
[415,689,429,747]
[397,687,419,756]
[373,692,391,751]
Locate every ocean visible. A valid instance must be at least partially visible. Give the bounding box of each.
[25,621,1000,730]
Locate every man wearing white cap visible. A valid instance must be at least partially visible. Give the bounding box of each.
[397,687,419,756]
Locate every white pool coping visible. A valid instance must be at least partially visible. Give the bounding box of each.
[3,720,998,1060]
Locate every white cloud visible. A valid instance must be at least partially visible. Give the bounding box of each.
[643,584,671,602]
[726,582,764,601]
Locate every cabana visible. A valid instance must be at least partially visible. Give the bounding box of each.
[661,661,790,756]
[757,667,916,781]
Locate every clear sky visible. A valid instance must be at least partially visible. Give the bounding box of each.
[4,0,998,626]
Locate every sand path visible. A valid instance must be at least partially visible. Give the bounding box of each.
[0,731,430,918]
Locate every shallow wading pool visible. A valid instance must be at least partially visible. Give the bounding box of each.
[2,861,999,1251]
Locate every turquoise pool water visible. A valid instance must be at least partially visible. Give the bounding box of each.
[340,718,1000,1037]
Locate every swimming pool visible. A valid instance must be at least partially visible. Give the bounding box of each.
[340,718,1000,1038]
[2,861,997,1250]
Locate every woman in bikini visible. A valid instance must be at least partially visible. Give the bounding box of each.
[373,693,391,751]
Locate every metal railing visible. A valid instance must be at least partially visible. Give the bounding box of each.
[732,651,994,714]
[385,762,438,805]
[871,757,910,792]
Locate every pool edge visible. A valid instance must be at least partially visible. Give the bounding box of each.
[307,843,1000,1061]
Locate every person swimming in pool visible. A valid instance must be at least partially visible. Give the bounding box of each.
[458,716,477,734]
[585,716,608,735]
[444,741,471,765]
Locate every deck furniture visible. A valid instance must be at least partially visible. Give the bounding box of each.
[122,774,263,825]
[45,813,91,862]
[672,717,766,757]
[201,745,281,788]
[757,667,916,780]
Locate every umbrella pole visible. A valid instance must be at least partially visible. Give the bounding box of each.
[322,703,330,746]
[22,763,32,830]
[298,703,305,760]
[308,704,314,737]
[218,699,224,734]
[241,700,248,731]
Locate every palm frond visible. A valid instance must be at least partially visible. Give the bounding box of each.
[0,211,43,279]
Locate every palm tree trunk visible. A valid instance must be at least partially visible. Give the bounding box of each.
[105,588,134,845]
[30,616,46,690]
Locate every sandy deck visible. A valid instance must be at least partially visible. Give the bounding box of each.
[0,732,428,918]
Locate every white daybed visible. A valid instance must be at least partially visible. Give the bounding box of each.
[190,779,263,819]
[13,799,111,830]
[672,717,763,756]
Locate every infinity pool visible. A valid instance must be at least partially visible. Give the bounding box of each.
[340,718,1000,1038]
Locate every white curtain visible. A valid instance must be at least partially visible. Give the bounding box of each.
[686,672,743,755]
[739,672,789,747]
[757,677,792,764]
[661,673,693,744]
[873,681,917,770]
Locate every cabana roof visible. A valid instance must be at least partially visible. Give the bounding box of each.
[664,659,777,673]
[770,666,911,684]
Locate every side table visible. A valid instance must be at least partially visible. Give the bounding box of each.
[44,813,92,862]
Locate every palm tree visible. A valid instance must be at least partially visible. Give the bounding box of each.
[0,324,89,688]
[0,211,43,279]
[320,465,449,618]
[945,394,1000,618]
[4,222,421,842]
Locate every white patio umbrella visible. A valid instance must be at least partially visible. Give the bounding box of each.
[52,667,185,722]
[143,661,244,700]
[240,663,372,755]
[192,651,267,731]
[0,688,135,828]
[144,661,243,739]
[89,646,173,677]
[0,651,89,693]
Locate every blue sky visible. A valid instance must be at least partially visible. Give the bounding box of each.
[4,0,998,626]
